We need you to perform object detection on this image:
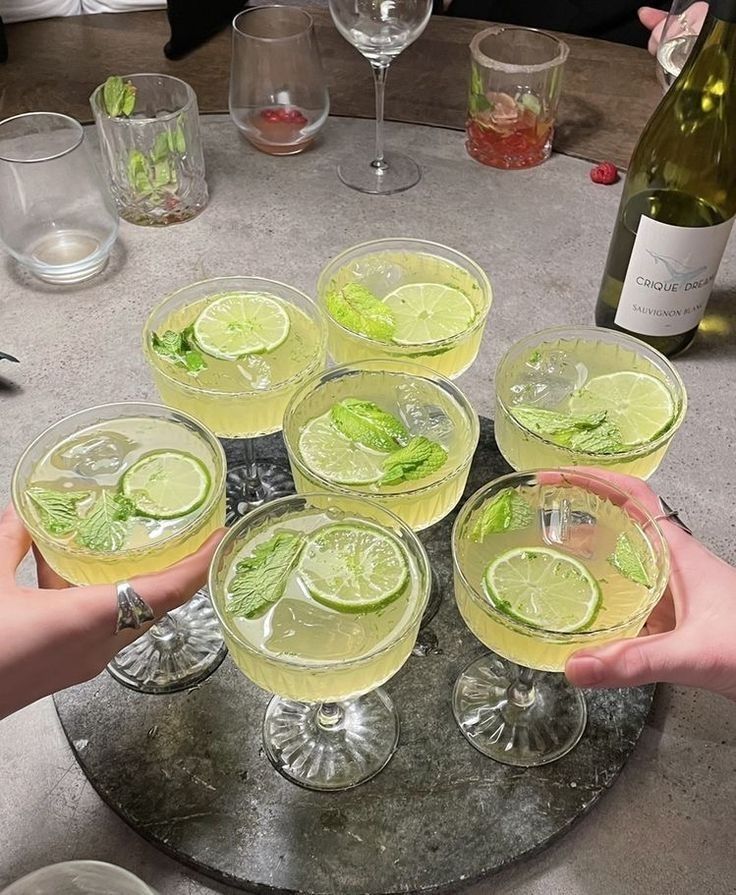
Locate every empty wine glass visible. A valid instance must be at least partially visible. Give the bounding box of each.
[656,0,709,90]
[329,0,432,194]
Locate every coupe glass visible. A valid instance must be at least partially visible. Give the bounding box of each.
[0,112,118,284]
[143,276,327,521]
[12,402,227,694]
[656,0,708,90]
[1,862,156,895]
[229,6,330,156]
[329,0,432,194]
[452,470,670,766]
[209,492,430,790]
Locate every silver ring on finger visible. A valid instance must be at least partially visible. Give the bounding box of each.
[652,496,693,536]
[114,581,155,634]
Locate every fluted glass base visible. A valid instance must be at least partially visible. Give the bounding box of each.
[452,653,587,767]
[262,689,400,791]
[225,461,294,524]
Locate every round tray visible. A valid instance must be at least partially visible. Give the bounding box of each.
[54,418,654,895]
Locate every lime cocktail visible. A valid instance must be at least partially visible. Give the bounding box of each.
[209,492,430,791]
[143,276,326,519]
[452,469,669,766]
[317,238,493,379]
[495,326,687,479]
[12,402,226,693]
[283,360,479,531]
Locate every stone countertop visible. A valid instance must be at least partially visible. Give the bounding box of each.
[1,116,735,895]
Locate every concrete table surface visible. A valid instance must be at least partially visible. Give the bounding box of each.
[1,116,735,895]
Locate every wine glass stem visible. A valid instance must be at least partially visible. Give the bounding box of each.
[317,701,345,729]
[242,437,267,504]
[507,663,537,709]
[149,613,179,644]
[370,62,390,172]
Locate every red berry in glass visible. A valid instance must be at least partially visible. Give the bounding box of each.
[466,90,553,170]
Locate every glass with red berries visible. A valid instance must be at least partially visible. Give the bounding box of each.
[466,26,569,170]
[229,7,329,156]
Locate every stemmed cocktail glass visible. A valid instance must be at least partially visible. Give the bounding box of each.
[328,0,432,194]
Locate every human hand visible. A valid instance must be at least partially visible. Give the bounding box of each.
[565,470,736,702]
[639,3,708,56]
[0,505,225,720]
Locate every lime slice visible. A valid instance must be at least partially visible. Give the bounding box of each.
[193,292,290,359]
[483,546,601,633]
[568,371,675,446]
[382,283,476,345]
[121,451,211,519]
[298,413,385,485]
[299,522,409,612]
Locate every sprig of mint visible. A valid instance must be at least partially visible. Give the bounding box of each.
[608,533,652,587]
[76,491,134,553]
[330,399,408,452]
[511,406,623,455]
[102,75,137,117]
[468,65,491,117]
[27,487,91,536]
[470,488,533,541]
[152,326,207,375]
[227,531,305,618]
[326,284,396,341]
[381,437,447,486]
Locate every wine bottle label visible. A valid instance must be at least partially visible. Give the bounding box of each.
[614,215,735,336]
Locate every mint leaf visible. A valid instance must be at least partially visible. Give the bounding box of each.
[608,533,652,587]
[511,406,607,441]
[173,119,187,153]
[227,531,304,618]
[152,326,207,376]
[569,420,623,455]
[330,399,408,452]
[102,76,137,117]
[128,150,154,196]
[470,488,533,541]
[76,491,132,553]
[468,92,492,116]
[381,437,447,486]
[326,284,396,341]
[27,487,90,536]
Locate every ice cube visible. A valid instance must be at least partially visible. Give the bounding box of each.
[349,259,407,297]
[55,432,132,477]
[540,489,596,558]
[509,350,588,408]
[396,382,454,441]
[237,356,272,390]
[265,599,371,661]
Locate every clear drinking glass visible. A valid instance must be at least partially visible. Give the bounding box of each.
[452,470,670,766]
[0,112,118,284]
[329,0,432,194]
[209,492,431,790]
[656,0,709,90]
[90,74,208,226]
[11,402,227,694]
[229,6,330,156]
[1,862,156,895]
[466,26,569,169]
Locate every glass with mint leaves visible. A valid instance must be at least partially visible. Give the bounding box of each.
[317,238,493,380]
[209,491,430,790]
[452,469,670,766]
[11,402,227,694]
[495,326,687,479]
[90,74,207,226]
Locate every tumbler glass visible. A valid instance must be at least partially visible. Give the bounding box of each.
[0,112,118,284]
[91,74,208,226]
[229,6,330,155]
[0,862,156,895]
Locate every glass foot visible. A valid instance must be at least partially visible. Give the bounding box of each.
[452,653,587,767]
[337,151,421,195]
[225,461,295,523]
[263,689,400,791]
[107,590,227,694]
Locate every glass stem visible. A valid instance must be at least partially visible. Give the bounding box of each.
[507,664,536,709]
[370,62,390,172]
[148,613,179,645]
[241,437,267,504]
[317,702,345,729]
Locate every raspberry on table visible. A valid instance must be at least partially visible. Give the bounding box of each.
[590,161,620,185]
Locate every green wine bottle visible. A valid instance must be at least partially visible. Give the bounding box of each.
[595,0,736,356]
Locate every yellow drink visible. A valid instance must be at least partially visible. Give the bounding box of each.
[453,477,670,672]
[318,238,493,379]
[283,362,479,531]
[12,405,226,585]
[144,277,326,437]
[210,504,428,703]
[495,326,687,478]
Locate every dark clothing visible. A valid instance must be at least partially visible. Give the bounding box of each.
[442,0,669,47]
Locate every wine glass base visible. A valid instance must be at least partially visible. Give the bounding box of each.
[452,653,587,767]
[337,151,421,195]
[262,688,400,791]
[225,461,295,524]
[106,590,228,694]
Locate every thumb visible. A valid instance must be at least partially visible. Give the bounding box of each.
[565,632,685,689]
[638,6,668,30]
